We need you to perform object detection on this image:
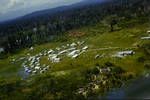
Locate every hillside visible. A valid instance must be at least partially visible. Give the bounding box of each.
[0,16,150,99]
[0,0,150,99]
[1,0,149,54]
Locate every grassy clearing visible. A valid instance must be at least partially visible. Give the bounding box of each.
[0,19,149,99]
[0,22,149,78]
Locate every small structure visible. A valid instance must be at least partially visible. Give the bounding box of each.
[72,54,79,58]
[35,66,41,70]
[147,30,150,34]
[114,50,135,58]
[92,84,99,91]
[68,50,80,57]
[27,53,30,56]
[62,45,66,48]
[82,46,88,50]
[30,47,34,50]
[78,41,85,45]
[12,59,16,62]
[67,47,76,51]
[58,50,68,55]
[99,67,111,74]
[77,88,87,97]
[0,47,4,53]
[80,41,85,45]
[79,50,86,55]
[56,47,61,51]
[40,70,45,74]
[95,54,100,59]
[70,43,76,47]
[32,70,37,74]
[49,54,60,63]
[47,49,54,54]
[52,58,60,63]
[39,53,43,56]
[141,37,150,40]
[33,27,37,32]
[25,68,32,73]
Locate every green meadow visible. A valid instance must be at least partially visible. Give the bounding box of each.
[0,19,150,99]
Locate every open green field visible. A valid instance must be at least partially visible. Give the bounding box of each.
[0,20,150,99]
[0,22,149,77]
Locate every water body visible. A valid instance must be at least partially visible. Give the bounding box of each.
[18,67,30,80]
[106,76,150,99]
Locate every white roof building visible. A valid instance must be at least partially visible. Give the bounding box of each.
[114,50,135,58]
[118,50,135,55]
[30,47,34,50]
[77,41,85,45]
[62,45,66,48]
[35,66,41,70]
[147,30,150,34]
[48,50,54,54]
[80,41,85,45]
[68,50,80,57]
[95,54,100,59]
[72,54,79,58]
[32,70,37,74]
[67,47,76,51]
[56,47,61,51]
[58,50,68,55]
[0,47,4,53]
[141,37,150,40]
[52,58,60,63]
[82,46,88,50]
[70,43,76,47]
[40,70,45,74]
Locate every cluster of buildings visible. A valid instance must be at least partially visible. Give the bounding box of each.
[46,41,88,62]
[19,41,89,75]
[76,66,112,97]
[22,54,50,75]
[18,40,136,76]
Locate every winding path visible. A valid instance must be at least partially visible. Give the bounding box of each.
[87,47,137,51]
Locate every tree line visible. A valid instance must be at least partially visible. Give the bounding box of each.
[0,0,149,54]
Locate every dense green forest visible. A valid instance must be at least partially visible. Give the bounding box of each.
[0,0,149,54]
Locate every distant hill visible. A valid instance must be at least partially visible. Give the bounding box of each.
[0,0,149,53]
[0,0,109,24]
[0,0,111,38]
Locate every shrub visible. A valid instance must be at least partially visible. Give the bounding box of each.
[137,56,146,63]
[104,62,114,67]
[112,66,125,74]
[144,63,150,69]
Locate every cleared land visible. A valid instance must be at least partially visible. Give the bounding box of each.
[0,20,150,99]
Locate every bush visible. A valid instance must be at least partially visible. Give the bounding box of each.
[104,62,114,67]
[112,66,125,74]
[144,63,150,69]
[0,52,8,59]
[137,56,146,63]
[92,67,100,75]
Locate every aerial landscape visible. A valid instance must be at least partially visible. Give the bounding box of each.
[0,0,150,99]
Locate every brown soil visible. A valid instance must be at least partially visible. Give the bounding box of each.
[68,31,86,37]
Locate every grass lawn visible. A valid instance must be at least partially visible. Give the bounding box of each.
[0,21,149,79]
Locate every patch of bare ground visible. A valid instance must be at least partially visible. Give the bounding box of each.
[68,31,86,37]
